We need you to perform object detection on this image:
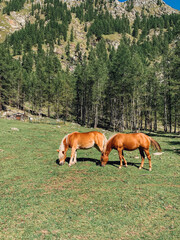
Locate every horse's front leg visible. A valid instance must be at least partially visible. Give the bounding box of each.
[139,148,145,170]
[118,148,123,169]
[69,148,76,167]
[73,150,77,164]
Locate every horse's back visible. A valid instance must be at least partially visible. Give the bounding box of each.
[136,133,150,148]
[68,131,104,149]
[113,133,150,150]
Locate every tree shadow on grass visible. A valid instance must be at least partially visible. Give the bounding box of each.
[55,157,150,170]
[145,132,180,139]
[163,148,180,155]
[163,141,180,155]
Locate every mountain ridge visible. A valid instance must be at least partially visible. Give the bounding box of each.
[0,0,179,43]
[0,0,179,71]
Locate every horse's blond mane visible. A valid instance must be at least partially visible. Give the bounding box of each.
[102,133,108,152]
[59,134,69,151]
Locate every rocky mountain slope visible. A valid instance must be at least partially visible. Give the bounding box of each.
[0,0,179,71]
[63,0,179,19]
[111,0,178,21]
[0,0,178,42]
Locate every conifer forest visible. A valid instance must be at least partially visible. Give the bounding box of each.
[0,0,180,132]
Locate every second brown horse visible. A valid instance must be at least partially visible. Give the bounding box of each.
[100,133,161,171]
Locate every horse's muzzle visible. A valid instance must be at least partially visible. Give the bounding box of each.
[100,163,105,167]
[59,161,65,166]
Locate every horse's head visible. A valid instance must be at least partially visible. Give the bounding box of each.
[100,153,109,167]
[57,149,66,165]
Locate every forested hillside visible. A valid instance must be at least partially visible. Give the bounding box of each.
[0,0,180,133]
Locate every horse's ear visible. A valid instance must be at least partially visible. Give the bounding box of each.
[57,149,60,152]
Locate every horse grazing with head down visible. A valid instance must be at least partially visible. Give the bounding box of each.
[57,131,107,167]
[100,133,161,171]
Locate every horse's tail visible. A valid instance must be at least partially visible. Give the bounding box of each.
[149,137,162,152]
[103,134,108,153]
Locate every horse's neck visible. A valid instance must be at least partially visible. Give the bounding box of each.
[105,139,113,156]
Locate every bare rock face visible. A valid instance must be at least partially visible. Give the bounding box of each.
[133,0,158,7]
[105,0,179,21]
[63,0,84,8]
[0,0,33,41]
[62,0,179,17]
[131,0,177,12]
[4,10,32,36]
[10,12,27,27]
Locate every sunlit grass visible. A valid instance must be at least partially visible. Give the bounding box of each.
[0,119,179,239]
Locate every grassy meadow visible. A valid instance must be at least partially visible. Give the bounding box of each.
[0,119,179,240]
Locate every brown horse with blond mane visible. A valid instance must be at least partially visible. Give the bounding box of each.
[57,131,107,167]
[100,133,161,171]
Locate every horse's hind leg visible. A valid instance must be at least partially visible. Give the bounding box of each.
[139,148,145,170]
[144,149,152,171]
[122,151,127,167]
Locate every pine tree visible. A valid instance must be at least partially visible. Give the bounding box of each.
[132,22,139,38]
[108,43,132,130]
[22,52,33,73]
[0,46,22,110]
[84,23,87,32]
[70,27,74,42]
[169,42,180,132]
[65,41,70,60]
[33,52,47,116]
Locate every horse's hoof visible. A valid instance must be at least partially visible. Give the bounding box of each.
[125,165,128,167]
[149,168,152,171]
[139,167,142,170]
[68,164,71,167]
[119,166,122,169]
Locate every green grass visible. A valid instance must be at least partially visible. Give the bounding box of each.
[0,119,179,239]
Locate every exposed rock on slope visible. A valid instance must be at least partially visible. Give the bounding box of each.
[106,0,179,22]
[0,1,33,42]
[0,0,179,70]
[0,0,179,43]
